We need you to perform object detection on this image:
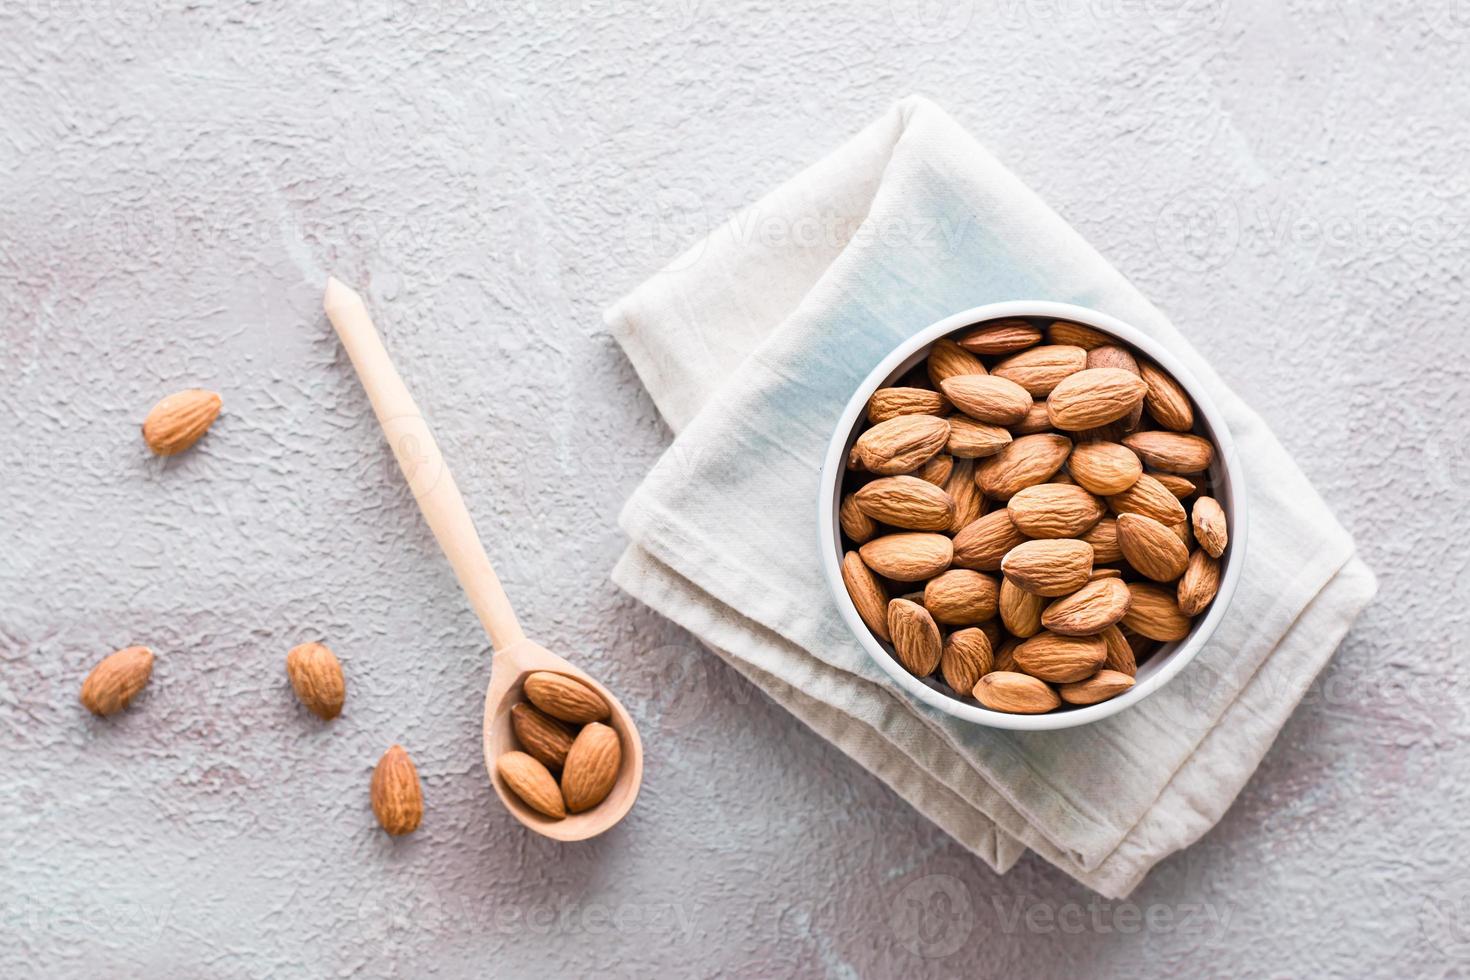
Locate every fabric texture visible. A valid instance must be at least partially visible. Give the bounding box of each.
[604,96,1376,897]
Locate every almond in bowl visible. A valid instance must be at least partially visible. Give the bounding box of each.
[820,302,1245,731]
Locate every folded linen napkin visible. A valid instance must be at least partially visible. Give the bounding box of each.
[606,96,1376,897]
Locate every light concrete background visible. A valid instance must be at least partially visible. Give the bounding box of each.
[2,1,1465,977]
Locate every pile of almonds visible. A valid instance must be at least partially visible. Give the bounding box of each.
[839,317,1230,715]
[497,672,623,819]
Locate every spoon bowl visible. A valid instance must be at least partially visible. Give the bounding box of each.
[482,640,643,840]
[324,277,643,839]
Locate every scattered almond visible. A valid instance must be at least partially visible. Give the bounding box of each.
[285,641,345,720]
[80,645,154,717]
[142,389,222,456]
[371,745,424,835]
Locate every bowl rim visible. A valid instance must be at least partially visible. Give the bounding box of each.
[818,300,1248,731]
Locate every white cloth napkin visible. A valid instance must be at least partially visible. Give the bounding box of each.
[605,96,1376,897]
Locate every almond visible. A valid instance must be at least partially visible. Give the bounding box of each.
[951,511,1025,571]
[1045,368,1149,431]
[1125,627,1159,664]
[853,475,955,531]
[923,569,999,625]
[945,416,1013,458]
[371,745,424,835]
[1012,631,1106,682]
[992,345,1087,396]
[560,722,622,813]
[917,453,953,487]
[511,702,576,770]
[1089,567,1122,580]
[1081,516,1123,564]
[978,618,1003,651]
[496,750,566,819]
[839,493,877,544]
[1100,625,1137,676]
[1006,483,1104,538]
[79,645,154,717]
[867,387,947,423]
[852,415,950,475]
[859,532,953,581]
[1000,539,1093,596]
[1123,431,1214,475]
[1046,321,1113,350]
[1086,345,1144,431]
[939,375,1032,425]
[1012,400,1053,435]
[1192,496,1229,558]
[974,433,1072,500]
[841,551,892,642]
[926,338,988,386]
[887,599,942,676]
[285,641,346,720]
[958,319,1042,354]
[142,388,222,456]
[942,457,984,533]
[1067,441,1143,496]
[991,638,1021,674]
[1177,549,1222,616]
[1139,361,1195,432]
[940,628,993,694]
[1120,583,1193,641]
[1116,513,1190,582]
[1059,669,1136,705]
[973,671,1060,713]
[1151,472,1197,498]
[999,576,1045,638]
[1170,518,1194,550]
[1108,473,1187,525]
[523,671,611,724]
[1041,577,1131,635]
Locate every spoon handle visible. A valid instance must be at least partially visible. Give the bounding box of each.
[323,277,526,652]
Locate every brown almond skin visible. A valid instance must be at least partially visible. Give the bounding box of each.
[841,550,892,642]
[959,320,1042,355]
[1123,431,1214,475]
[943,457,984,533]
[561,722,622,813]
[1081,517,1123,564]
[1100,625,1137,676]
[859,532,953,582]
[975,433,1073,500]
[1012,631,1107,682]
[1000,539,1094,597]
[887,599,943,677]
[371,745,424,835]
[952,510,1027,571]
[1068,442,1143,496]
[1178,549,1222,616]
[80,645,155,717]
[923,569,999,625]
[867,387,947,424]
[1007,483,1105,539]
[1086,345,1144,430]
[992,345,1087,396]
[1060,669,1136,705]
[1041,577,1132,636]
[939,375,1032,425]
[142,389,222,456]
[285,642,345,720]
[853,415,951,475]
[853,475,955,531]
[1046,368,1149,431]
[999,576,1045,638]
[1108,473,1188,525]
[511,702,577,770]
[1139,362,1195,432]
[927,338,988,386]
[946,416,1013,458]
[1047,321,1113,350]
[917,453,954,487]
[1151,472,1197,498]
[1192,496,1229,558]
[941,628,993,694]
[1121,583,1194,641]
[496,751,566,819]
[523,672,611,724]
[839,493,877,544]
[1116,513,1191,583]
[1012,400,1053,435]
[974,671,1061,713]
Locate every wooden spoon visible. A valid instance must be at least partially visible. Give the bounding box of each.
[323,277,643,841]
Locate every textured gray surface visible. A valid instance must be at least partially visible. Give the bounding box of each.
[1,2,1465,977]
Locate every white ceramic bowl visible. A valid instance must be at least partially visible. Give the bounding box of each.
[819,301,1247,731]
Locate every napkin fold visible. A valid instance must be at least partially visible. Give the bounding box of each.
[605,96,1376,897]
